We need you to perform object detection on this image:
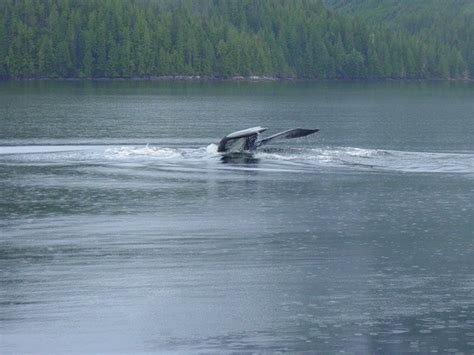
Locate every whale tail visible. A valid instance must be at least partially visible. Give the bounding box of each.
[257,128,319,147]
[217,126,267,153]
[217,127,319,153]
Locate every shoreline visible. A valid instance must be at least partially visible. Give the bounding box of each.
[0,75,472,83]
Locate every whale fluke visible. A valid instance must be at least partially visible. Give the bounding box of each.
[217,126,267,153]
[257,128,319,147]
[217,127,318,153]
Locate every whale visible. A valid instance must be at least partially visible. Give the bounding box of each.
[217,126,319,154]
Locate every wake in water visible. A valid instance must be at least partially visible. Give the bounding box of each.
[1,144,473,174]
[256,147,474,173]
[109,144,217,160]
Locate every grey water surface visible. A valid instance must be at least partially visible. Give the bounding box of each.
[1,81,474,353]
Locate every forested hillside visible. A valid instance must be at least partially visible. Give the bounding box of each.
[324,0,474,77]
[0,0,469,80]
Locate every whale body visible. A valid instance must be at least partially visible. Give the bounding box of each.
[217,126,319,153]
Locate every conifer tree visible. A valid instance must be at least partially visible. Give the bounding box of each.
[0,0,469,80]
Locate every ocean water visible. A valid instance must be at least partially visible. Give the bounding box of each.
[1,81,473,353]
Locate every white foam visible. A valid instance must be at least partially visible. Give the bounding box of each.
[255,146,474,173]
[107,145,183,159]
[106,144,221,161]
[2,143,473,174]
[205,144,218,154]
[342,147,381,158]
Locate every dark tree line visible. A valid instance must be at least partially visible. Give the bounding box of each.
[324,0,474,77]
[0,0,469,79]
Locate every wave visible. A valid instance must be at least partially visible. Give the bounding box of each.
[1,144,473,174]
[257,147,474,173]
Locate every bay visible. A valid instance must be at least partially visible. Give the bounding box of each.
[1,81,473,353]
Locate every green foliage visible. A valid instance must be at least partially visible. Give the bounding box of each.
[324,0,473,78]
[0,0,468,79]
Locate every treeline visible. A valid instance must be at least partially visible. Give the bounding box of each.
[0,0,469,80]
[324,0,474,77]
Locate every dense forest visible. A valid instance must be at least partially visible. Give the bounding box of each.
[0,0,470,80]
[324,0,474,77]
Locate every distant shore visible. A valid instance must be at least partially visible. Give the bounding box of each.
[0,75,471,82]
[1,75,282,82]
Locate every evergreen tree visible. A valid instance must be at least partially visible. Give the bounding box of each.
[37,34,54,76]
[0,0,469,80]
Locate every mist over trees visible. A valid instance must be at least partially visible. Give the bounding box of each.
[0,0,469,80]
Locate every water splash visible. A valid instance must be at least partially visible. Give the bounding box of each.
[256,147,474,173]
[1,144,473,174]
[108,145,184,159]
